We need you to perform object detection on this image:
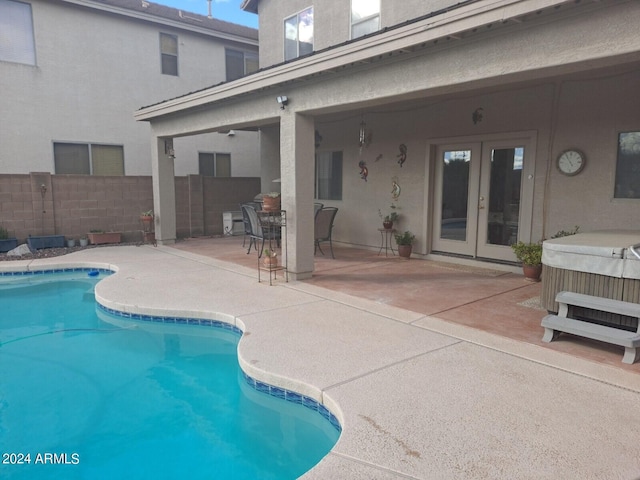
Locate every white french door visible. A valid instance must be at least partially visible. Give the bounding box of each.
[432,134,535,262]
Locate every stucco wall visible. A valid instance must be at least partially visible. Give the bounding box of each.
[315,68,640,253]
[0,0,260,176]
[257,0,481,68]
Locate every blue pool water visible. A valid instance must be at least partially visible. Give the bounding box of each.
[0,271,340,479]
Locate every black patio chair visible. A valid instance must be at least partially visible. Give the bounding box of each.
[239,202,259,248]
[241,203,280,255]
[314,207,338,258]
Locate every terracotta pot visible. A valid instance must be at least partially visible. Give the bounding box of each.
[262,196,281,212]
[522,264,542,282]
[383,221,393,230]
[397,244,412,258]
[263,255,278,268]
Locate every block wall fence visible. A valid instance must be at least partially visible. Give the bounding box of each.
[0,173,260,242]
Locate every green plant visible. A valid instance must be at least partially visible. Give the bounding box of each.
[0,225,9,240]
[89,229,104,233]
[141,210,154,217]
[264,192,281,198]
[263,248,277,257]
[394,230,415,245]
[550,225,579,239]
[378,205,399,222]
[510,241,542,266]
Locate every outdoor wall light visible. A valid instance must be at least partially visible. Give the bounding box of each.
[277,95,289,109]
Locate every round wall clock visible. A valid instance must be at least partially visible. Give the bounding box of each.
[557,149,586,176]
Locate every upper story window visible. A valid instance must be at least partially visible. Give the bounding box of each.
[614,131,640,198]
[160,33,178,76]
[351,0,380,39]
[225,48,258,81]
[54,143,125,175]
[284,7,313,61]
[0,0,36,65]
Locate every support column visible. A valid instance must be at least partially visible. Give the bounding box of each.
[152,137,177,245]
[280,112,315,280]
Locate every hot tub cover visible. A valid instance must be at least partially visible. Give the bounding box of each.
[542,230,640,279]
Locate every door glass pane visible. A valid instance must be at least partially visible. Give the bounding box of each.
[486,147,522,246]
[216,153,231,177]
[440,150,470,241]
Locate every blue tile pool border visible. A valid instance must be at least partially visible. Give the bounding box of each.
[0,267,114,277]
[97,303,342,434]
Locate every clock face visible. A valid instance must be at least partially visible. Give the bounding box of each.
[557,150,585,176]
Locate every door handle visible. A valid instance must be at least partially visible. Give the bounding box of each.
[478,196,485,209]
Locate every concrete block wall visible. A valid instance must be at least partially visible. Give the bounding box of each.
[0,173,260,243]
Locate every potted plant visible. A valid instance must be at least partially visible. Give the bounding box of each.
[0,225,18,253]
[262,192,281,212]
[394,230,415,258]
[140,210,154,222]
[378,207,399,229]
[262,248,278,268]
[79,236,89,247]
[511,241,543,281]
[67,237,76,248]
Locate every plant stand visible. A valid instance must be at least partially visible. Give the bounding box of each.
[139,216,157,246]
[257,210,287,285]
[378,228,396,257]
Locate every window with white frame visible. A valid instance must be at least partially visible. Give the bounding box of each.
[199,152,231,177]
[614,131,640,199]
[225,48,258,81]
[315,151,343,200]
[0,0,36,65]
[160,33,178,76]
[351,0,380,39]
[284,7,313,61]
[54,143,125,175]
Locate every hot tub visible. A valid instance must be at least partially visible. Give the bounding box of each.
[541,230,640,330]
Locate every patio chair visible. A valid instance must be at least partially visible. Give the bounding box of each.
[239,202,259,247]
[314,207,338,259]
[241,204,281,255]
[314,202,324,218]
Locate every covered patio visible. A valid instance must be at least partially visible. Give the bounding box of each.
[170,235,640,373]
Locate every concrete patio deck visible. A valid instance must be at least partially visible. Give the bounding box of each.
[3,240,640,479]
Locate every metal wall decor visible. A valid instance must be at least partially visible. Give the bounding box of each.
[359,160,368,182]
[391,177,401,200]
[396,144,407,167]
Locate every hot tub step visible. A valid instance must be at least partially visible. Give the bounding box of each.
[541,291,640,364]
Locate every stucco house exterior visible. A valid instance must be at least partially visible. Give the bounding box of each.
[1,0,260,177]
[135,0,640,280]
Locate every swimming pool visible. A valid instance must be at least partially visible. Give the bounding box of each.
[0,270,340,479]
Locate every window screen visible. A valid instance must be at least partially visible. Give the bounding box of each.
[614,132,640,199]
[0,0,36,65]
[160,33,178,76]
[315,151,343,200]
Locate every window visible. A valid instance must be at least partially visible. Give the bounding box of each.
[225,49,258,81]
[0,0,36,65]
[199,152,231,177]
[54,143,124,175]
[160,33,178,76]
[315,151,342,200]
[284,7,313,61]
[614,131,640,199]
[351,0,380,39]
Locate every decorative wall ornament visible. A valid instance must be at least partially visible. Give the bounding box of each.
[359,118,366,154]
[358,160,368,182]
[396,144,407,167]
[391,177,401,200]
[472,107,484,125]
